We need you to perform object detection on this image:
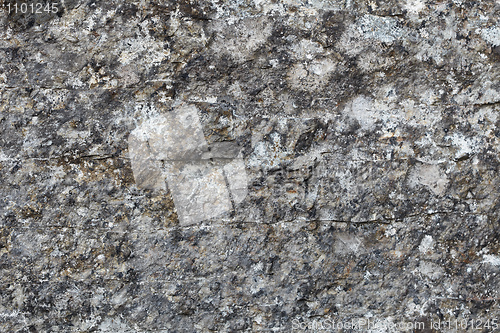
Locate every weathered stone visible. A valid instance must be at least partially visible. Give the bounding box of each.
[1,0,499,332]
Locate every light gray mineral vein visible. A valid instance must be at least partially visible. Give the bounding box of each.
[1,0,500,332]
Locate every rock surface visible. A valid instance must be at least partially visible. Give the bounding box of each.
[1,0,500,332]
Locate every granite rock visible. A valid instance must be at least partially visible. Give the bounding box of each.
[1,0,500,332]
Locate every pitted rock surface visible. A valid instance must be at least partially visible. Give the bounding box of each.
[1,0,500,332]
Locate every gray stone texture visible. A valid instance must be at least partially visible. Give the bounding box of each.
[1,0,500,332]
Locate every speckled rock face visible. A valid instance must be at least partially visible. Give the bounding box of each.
[1,0,500,332]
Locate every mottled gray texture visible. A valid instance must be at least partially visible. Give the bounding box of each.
[1,0,500,332]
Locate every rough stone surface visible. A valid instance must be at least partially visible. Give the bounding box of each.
[1,0,500,332]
